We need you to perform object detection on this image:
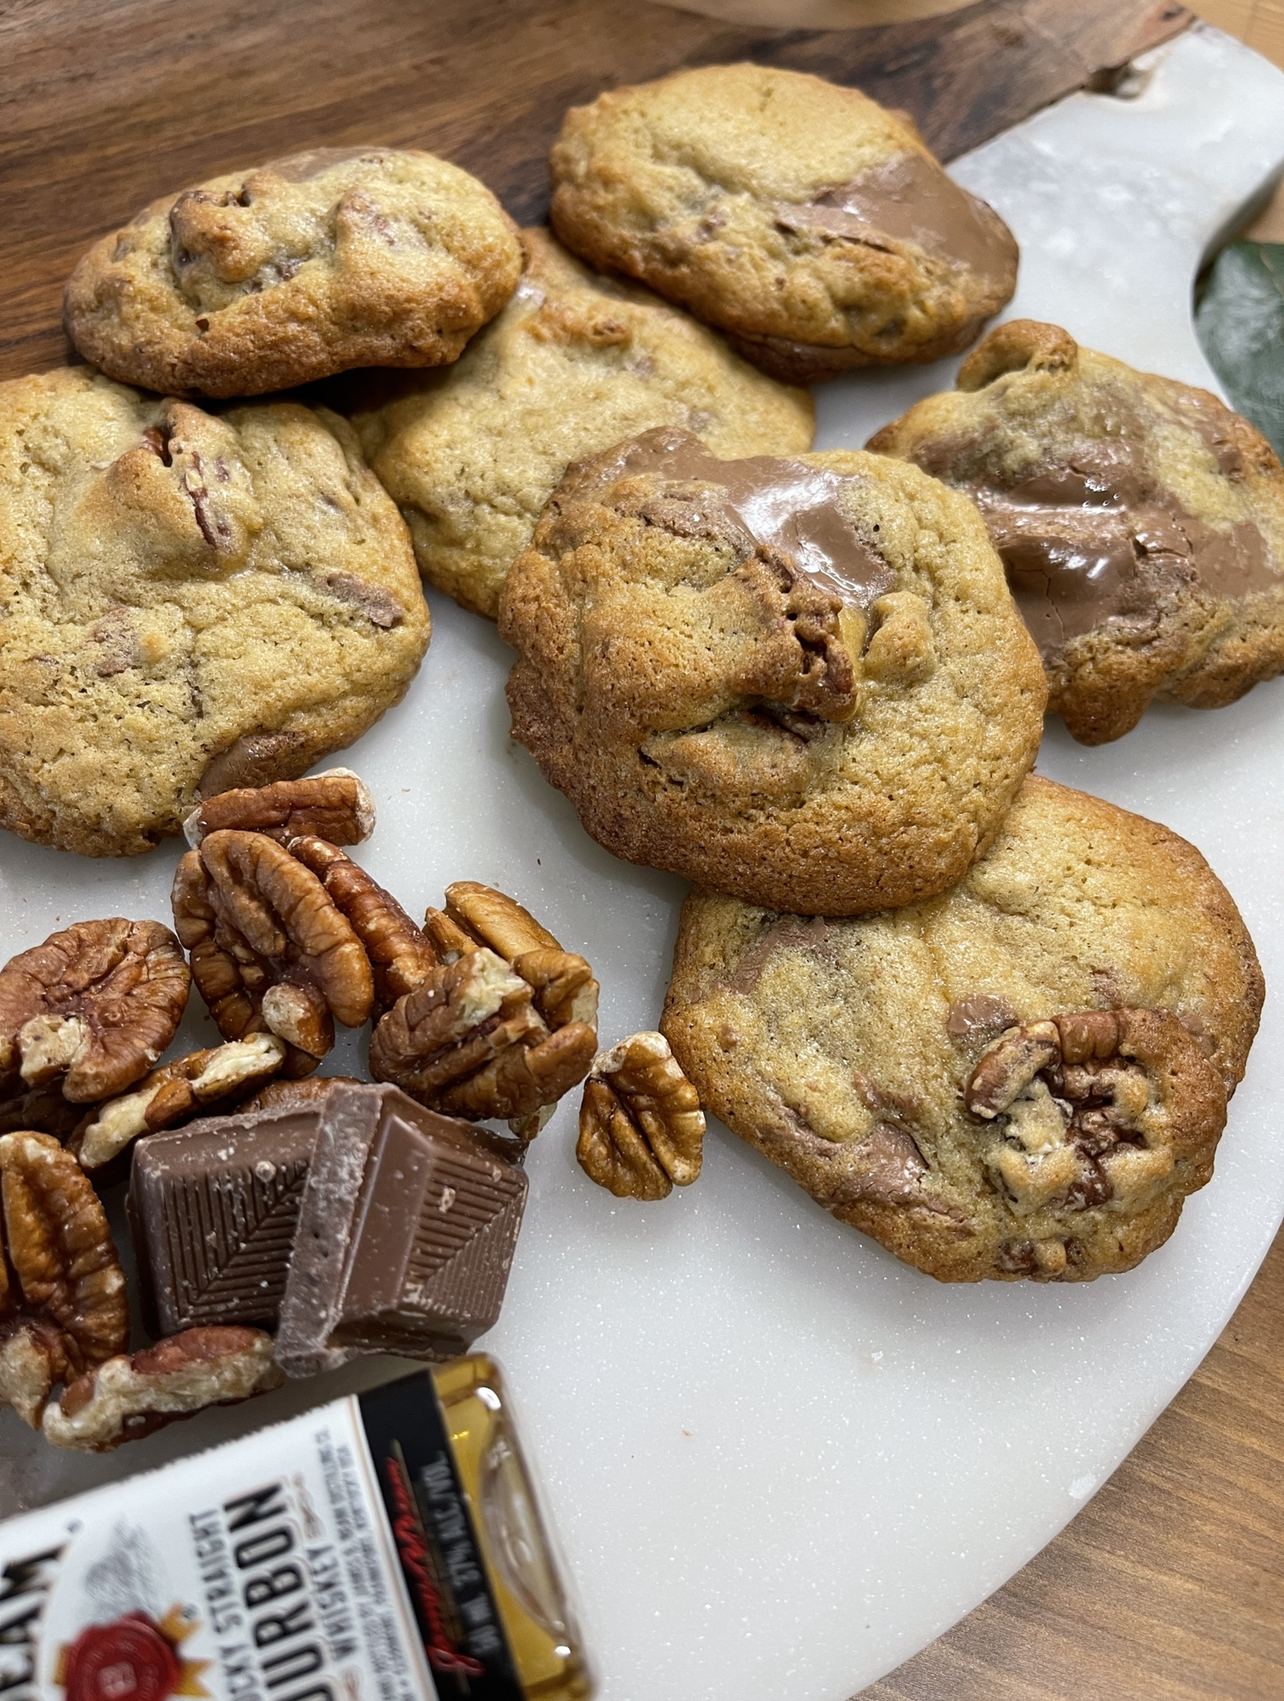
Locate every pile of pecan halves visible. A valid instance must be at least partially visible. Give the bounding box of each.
[0,770,704,1454]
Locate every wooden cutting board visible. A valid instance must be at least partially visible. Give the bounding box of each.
[6,7,1280,1701]
[2,0,1185,380]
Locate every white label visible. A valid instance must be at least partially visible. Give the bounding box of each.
[0,1396,434,1701]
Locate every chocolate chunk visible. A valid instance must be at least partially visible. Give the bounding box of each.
[946,994,1020,1037]
[609,429,896,608]
[775,151,1016,284]
[196,730,311,799]
[275,1083,527,1377]
[129,1106,318,1336]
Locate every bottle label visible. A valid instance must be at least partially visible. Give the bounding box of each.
[361,1378,523,1700]
[0,1374,522,1701]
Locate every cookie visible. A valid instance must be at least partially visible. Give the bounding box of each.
[65,147,522,398]
[0,368,430,856]
[351,227,815,619]
[868,320,1284,743]
[548,64,1017,385]
[499,427,1045,914]
[661,775,1263,1283]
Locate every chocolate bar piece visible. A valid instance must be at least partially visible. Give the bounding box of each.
[275,1082,527,1377]
[129,1106,319,1336]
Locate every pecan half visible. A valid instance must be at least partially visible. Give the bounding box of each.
[373,882,598,1131]
[428,882,600,1032]
[184,768,375,848]
[728,553,863,724]
[965,1008,1225,1217]
[0,1133,128,1425]
[238,1074,362,1115]
[0,920,190,1104]
[72,1033,287,1170]
[289,836,435,1012]
[43,1327,283,1452]
[370,949,590,1123]
[577,1032,705,1200]
[172,830,374,1072]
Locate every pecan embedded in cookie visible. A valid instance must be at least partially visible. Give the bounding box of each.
[661,775,1261,1283]
[500,427,1045,915]
[964,1009,1225,1222]
[66,148,522,397]
[0,369,429,856]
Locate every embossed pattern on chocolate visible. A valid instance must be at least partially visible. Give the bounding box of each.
[128,1106,318,1335]
[275,1082,527,1376]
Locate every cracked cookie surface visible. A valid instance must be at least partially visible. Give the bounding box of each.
[549,63,1017,384]
[661,775,1263,1282]
[0,368,429,856]
[65,147,522,398]
[351,227,814,619]
[868,320,1284,743]
[499,427,1045,914]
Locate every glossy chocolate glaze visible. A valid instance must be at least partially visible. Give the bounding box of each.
[613,428,895,606]
[951,437,1276,658]
[775,151,1016,284]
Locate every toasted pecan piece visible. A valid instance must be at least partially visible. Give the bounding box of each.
[72,1033,287,1170]
[43,1326,283,1452]
[0,919,189,1104]
[0,1133,128,1425]
[173,830,374,1072]
[577,1032,705,1199]
[184,768,375,847]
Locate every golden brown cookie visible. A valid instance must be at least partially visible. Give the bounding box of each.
[499,427,1045,914]
[0,368,429,856]
[549,64,1017,384]
[662,775,1263,1283]
[868,320,1284,743]
[65,147,522,398]
[351,227,814,619]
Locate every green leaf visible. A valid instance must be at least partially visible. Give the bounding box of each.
[1194,241,1284,460]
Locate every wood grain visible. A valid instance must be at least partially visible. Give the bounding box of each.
[0,0,1187,380]
[858,1224,1284,1701]
[4,4,1278,1698]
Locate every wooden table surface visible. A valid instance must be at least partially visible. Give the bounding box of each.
[3,3,1280,1697]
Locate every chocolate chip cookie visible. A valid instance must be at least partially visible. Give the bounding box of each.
[65,148,522,398]
[351,227,814,619]
[868,321,1284,743]
[499,427,1045,914]
[661,775,1263,1283]
[0,368,430,856]
[549,64,1018,384]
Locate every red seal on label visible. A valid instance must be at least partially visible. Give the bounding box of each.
[61,1614,183,1701]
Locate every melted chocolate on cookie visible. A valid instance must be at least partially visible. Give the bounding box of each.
[941,435,1276,658]
[774,151,1016,287]
[614,430,895,606]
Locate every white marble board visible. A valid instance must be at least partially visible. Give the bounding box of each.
[1,23,1283,1700]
